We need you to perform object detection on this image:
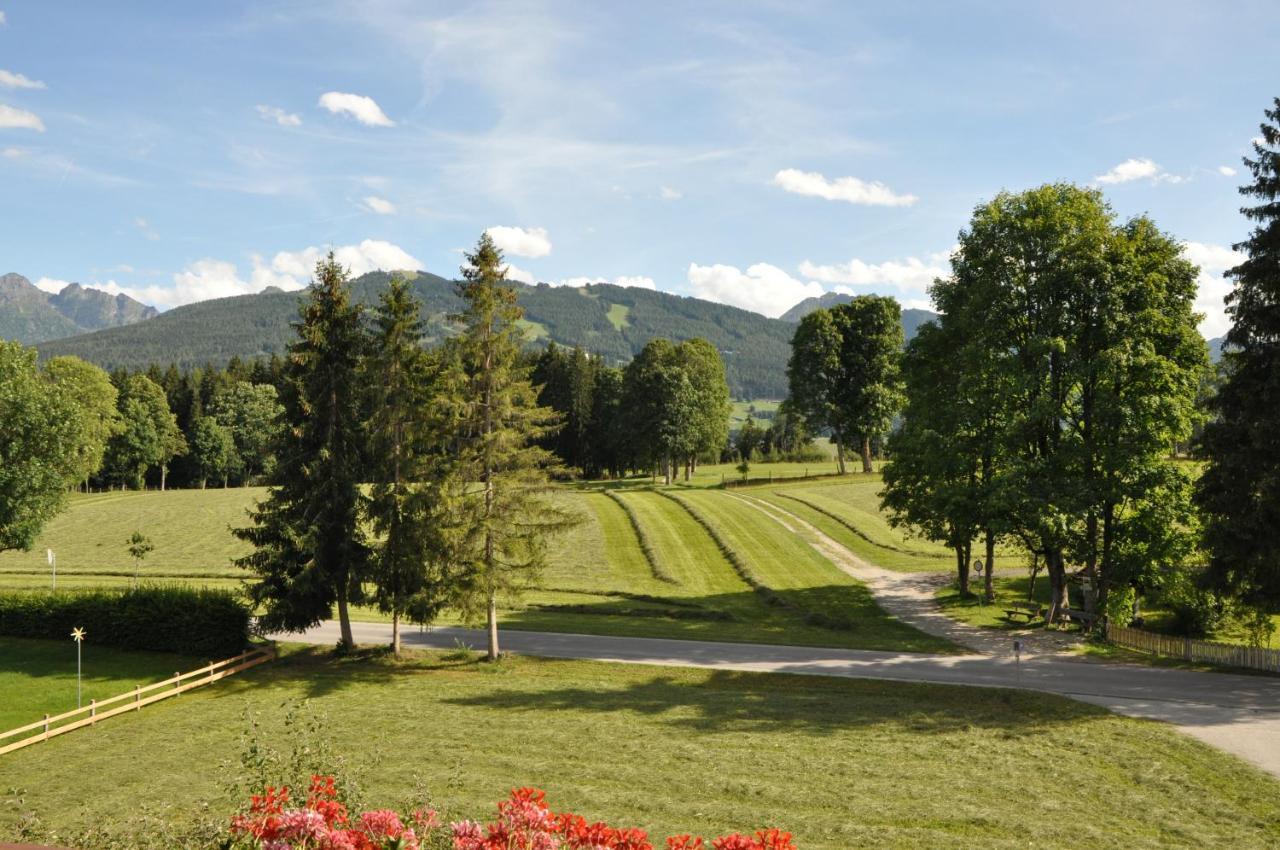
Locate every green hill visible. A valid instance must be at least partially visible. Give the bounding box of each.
[34,272,943,397]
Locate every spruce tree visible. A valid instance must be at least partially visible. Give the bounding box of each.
[449,234,576,660]
[235,255,370,651]
[365,276,458,655]
[1197,99,1280,611]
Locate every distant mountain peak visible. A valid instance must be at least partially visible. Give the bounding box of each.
[0,273,157,344]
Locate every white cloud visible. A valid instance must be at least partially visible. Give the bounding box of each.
[318,91,394,127]
[688,262,825,318]
[772,168,917,207]
[660,186,682,200]
[1094,157,1186,185]
[501,262,536,285]
[1217,165,1237,177]
[0,103,44,131]
[0,70,45,90]
[34,277,70,294]
[1183,241,1245,339]
[798,253,949,306]
[0,12,6,25]
[486,225,552,258]
[94,239,422,310]
[362,195,396,215]
[255,104,302,127]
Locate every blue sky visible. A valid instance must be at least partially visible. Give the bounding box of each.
[1,1,1275,336]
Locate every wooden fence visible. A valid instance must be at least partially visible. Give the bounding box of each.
[0,645,275,757]
[1106,623,1280,673]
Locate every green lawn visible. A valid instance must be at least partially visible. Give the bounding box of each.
[605,302,631,330]
[4,645,1279,850]
[0,637,202,731]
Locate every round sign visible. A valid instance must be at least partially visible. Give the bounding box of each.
[972,559,984,574]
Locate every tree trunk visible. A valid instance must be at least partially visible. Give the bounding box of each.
[684,456,692,481]
[336,591,354,651]
[391,611,401,657]
[955,545,970,596]
[1044,548,1068,624]
[200,478,207,490]
[983,529,995,603]
[834,435,846,475]
[486,589,499,661]
[860,435,873,473]
[160,464,167,492]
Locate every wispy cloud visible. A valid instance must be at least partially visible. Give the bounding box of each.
[0,103,45,131]
[0,70,45,90]
[1184,241,1244,338]
[256,104,301,126]
[772,168,917,207]
[362,195,396,215]
[318,91,394,127]
[1217,165,1237,177]
[687,261,825,317]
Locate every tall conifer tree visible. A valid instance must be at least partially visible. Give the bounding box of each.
[235,255,370,651]
[1197,99,1280,611]
[449,234,575,660]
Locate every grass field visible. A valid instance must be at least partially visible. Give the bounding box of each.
[0,486,953,653]
[4,644,1278,850]
[0,637,201,731]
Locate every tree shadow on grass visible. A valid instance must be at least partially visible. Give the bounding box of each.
[436,665,1111,738]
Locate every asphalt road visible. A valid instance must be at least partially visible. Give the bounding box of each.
[278,620,1280,778]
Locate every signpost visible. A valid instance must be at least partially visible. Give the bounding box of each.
[71,627,86,708]
[1013,638,1023,685]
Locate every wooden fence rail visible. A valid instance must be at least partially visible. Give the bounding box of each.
[0,645,275,757]
[1106,623,1280,673]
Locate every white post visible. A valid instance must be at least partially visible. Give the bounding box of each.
[48,549,56,591]
[77,639,82,708]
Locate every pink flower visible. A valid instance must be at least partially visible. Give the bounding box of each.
[451,819,487,850]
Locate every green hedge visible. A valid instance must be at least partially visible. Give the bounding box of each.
[0,587,250,658]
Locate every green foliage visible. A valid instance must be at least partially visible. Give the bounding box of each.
[189,416,236,488]
[105,374,186,489]
[364,276,458,648]
[43,356,121,485]
[447,234,579,658]
[915,183,1207,617]
[0,587,250,656]
[1196,98,1280,610]
[0,341,90,552]
[234,255,371,649]
[207,382,283,483]
[786,296,904,473]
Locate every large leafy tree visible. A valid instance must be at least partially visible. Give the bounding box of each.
[449,234,576,660]
[929,184,1205,620]
[105,374,186,490]
[676,338,732,478]
[235,255,371,651]
[0,342,85,551]
[208,382,284,483]
[786,309,848,472]
[43,356,120,489]
[190,416,236,489]
[365,276,459,655]
[1197,99,1280,611]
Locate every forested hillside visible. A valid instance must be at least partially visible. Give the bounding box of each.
[36,272,805,396]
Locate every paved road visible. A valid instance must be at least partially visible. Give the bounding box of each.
[279,620,1280,779]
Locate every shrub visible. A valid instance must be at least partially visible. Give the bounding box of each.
[0,586,250,657]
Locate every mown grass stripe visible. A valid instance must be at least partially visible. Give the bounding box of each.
[603,490,678,584]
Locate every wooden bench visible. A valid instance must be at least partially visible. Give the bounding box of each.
[1057,607,1098,629]
[1003,601,1043,623]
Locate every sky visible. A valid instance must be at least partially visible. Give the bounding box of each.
[1,1,1276,337]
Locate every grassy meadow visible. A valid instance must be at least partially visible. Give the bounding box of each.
[0,637,202,731]
[4,644,1279,850]
[0,477,956,653]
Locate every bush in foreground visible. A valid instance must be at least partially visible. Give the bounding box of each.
[229,779,795,850]
[0,586,250,657]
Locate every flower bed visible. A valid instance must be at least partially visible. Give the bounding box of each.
[229,777,795,850]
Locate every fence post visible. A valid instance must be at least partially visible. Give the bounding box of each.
[135,684,141,710]
[90,699,96,725]
[175,672,181,694]
[1183,638,1192,662]
[43,714,49,741]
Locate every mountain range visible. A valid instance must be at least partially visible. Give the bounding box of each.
[18,270,940,398]
[0,273,158,344]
